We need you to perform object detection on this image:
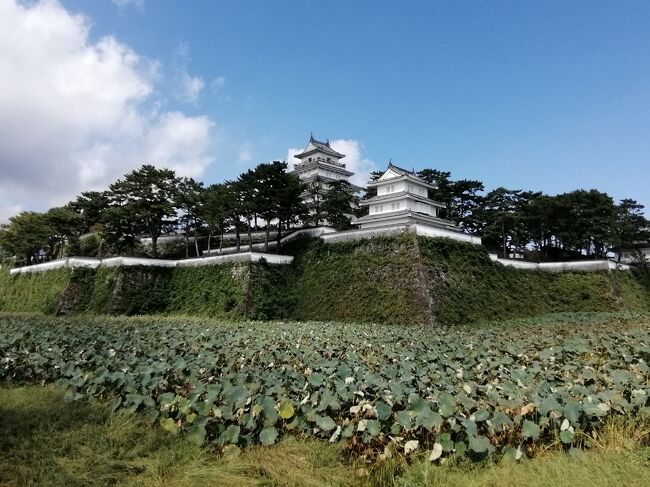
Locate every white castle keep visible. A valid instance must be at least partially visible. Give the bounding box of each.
[289,135,363,198]
[353,162,459,232]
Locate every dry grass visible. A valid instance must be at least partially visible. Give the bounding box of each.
[0,385,356,487]
[1,385,649,487]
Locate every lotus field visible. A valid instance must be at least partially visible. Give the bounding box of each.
[1,313,649,462]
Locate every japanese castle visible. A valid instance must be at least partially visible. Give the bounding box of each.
[291,135,476,243]
[289,135,364,197]
[353,163,459,232]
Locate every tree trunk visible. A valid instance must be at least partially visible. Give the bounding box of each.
[236,226,240,253]
[501,219,507,258]
[220,230,224,253]
[207,233,212,257]
[276,220,283,252]
[185,234,189,258]
[515,231,520,258]
[152,236,158,258]
[264,225,270,252]
[247,223,253,252]
[194,225,200,257]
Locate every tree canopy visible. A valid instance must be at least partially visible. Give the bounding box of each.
[1,160,647,266]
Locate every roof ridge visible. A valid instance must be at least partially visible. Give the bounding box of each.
[310,134,331,147]
[388,162,416,175]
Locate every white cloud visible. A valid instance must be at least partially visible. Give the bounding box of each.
[286,139,377,187]
[0,204,22,224]
[210,76,230,102]
[286,148,302,171]
[0,0,216,222]
[330,139,377,187]
[238,142,253,164]
[177,73,205,104]
[112,0,144,10]
[211,76,226,93]
[172,42,205,104]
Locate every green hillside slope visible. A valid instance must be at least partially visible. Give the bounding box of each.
[1,235,648,324]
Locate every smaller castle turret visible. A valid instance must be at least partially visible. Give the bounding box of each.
[353,163,456,230]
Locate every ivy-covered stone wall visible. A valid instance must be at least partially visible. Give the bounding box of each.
[1,235,649,325]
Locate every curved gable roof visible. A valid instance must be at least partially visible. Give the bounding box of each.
[374,163,437,189]
[295,135,345,159]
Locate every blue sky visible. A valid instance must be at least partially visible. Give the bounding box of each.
[1,0,649,218]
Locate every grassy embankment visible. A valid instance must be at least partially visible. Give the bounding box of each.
[287,236,650,324]
[1,235,649,324]
[1,385,648,487]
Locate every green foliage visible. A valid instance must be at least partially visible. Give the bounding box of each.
[200,183,232,252]
[288,236,431,324]
[417,237,650,324]
[321,180,357,230]
[0,268,71,314]
[69,191,110,232]
[247,261,296,320]
[1,312,648,463]
[165,265,247,317]
[106,164,180,257]
[3,236,650,324]
[0,211,53,265]
[176,177,206,259]
[417,169,484,232]
[44,206,85,259]
[31,262,256,318]
[284,236,650,326]
[0,385,364,487]
[2,385,649,487]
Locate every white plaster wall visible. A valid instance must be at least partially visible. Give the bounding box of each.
[370,200,406,214]
[417,201,433,216]
[378,181,406,195]
[321,225,409,243]
[321,224,479,245]
[406,183,428,197]
[250,253,294,264]
[299,169,318,179]
[68,258,102,269]
[356,215,414,229]
[204,227,335,256]
[10,259,71,274]
[411,224,478,244]
[370,199,433,216]
[490,256,630,272]
[10,252,293,275]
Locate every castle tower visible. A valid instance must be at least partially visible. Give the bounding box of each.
[353,162,456,230]
[290,135,362,190]
[289,136,364,221]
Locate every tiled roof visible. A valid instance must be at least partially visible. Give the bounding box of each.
[295,135,345,159]
[387,162,417,176]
